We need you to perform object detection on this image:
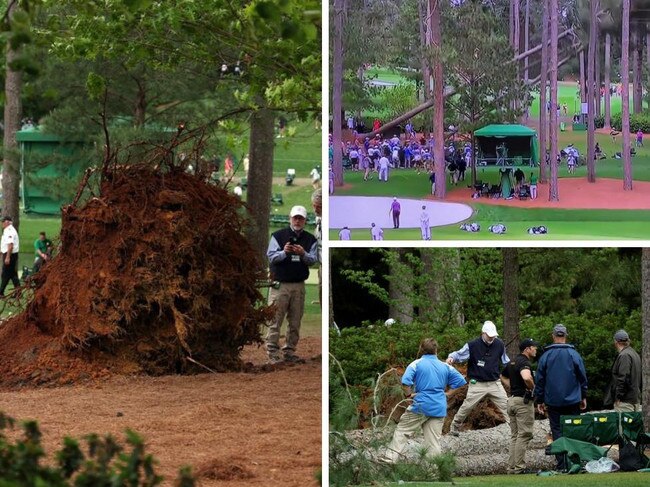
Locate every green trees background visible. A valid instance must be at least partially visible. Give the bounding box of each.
[330,248,643,409]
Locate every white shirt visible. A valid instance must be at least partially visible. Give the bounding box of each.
[339,228,351,240]
[234,186,243,197]
[310,168,321,181]
[1,224,19,254]
[371,226,384,240]
[420,211,430,225]
[379,157,390,169]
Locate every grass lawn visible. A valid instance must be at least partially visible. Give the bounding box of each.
[363,472,650,487]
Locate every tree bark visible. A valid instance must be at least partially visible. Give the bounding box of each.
[595,21,601,119]
[642,248,650,432]
[134,77,147,128]
[549,0,559,201]
[524,0,529,83]
[622,0,632,191]
[586,0,597,183]
[512,0,520,112]
[633,29,643,114]
[418,0,431,101]
[502,248,519,360]
[389,249,413,324]
[604,32,611,129]
[332,0,344,189]
[539,1,548,184]
[245,107,275,268]
[2,0,22,230]
[430,0,445,199]
[511,27,573,64]
[579,50,586,107]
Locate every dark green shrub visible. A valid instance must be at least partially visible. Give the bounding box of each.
[0,413,195,486]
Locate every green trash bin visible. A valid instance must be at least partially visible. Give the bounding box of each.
[560,121,566,132]
[561,414,593,442]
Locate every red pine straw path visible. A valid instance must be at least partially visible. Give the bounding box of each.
[444,177,650,210]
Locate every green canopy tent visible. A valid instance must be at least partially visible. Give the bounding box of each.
[474,124,539,168]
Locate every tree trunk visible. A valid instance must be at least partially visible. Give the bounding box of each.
[418,0,431,101]
[332,0,344,188]
[633,29,643,114]
[524,0,529,83]
[502,248,519,360]
[642,248,650,432]
[586,0,597,183]
[622,0,632,191]
[2,0,22,230]
[595,22,601,119]
[539,1,549,184]
[549,0,559,201]
[430,0,445,199]
[579,50,586,107]
[134,78,147,128]
[389,249,413,324]
[245,107,275,268]
[604,32,611,129]
[513,0,520,112]
[421,249,464,327]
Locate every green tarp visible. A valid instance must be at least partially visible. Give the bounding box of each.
[550,437,607,473]
[561,412,644,445]
[474,124,539,165]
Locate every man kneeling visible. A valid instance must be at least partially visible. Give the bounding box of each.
[381,338,466,463]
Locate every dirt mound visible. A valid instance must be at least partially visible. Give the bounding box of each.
[0,164,273,387]
[195,458,256,481]
[443,384,507,433]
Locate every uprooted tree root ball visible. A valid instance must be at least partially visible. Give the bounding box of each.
[0,164,274,387]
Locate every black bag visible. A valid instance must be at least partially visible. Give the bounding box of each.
[618,441,646,471]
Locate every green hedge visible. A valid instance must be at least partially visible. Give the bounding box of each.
[594,112,650,132]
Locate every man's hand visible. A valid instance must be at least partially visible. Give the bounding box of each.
[445,357,454,365]
[536,403,546,416]
[580,398,587,410]
[292,244,305,256]
[283,242,293,253]
[4,256,9,266]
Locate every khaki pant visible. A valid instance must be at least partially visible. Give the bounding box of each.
[615,402,643,413]
[383,410,444,463]
[266,282,305,357]
[507,396,535,472]
[451,380,509,428]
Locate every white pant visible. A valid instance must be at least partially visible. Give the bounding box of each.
[421,223,430,240]
[379,167,388,181]
[383,410,444,462]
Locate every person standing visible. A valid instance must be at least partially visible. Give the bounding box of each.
[0,216,20,296]
[266,205,318,364]
[529,172,538,200]
[338,226,352,240]
[604,329,642,412]
[446,320,510,436]
[378,153,390,182]
[534,324,588,471]
[501,338,539,474]
[429,170,436,195]
[382,338,466,463]
[389,197,401,229]
[370,223,383,241]
[420,205,431,240]
[636,129,644,147]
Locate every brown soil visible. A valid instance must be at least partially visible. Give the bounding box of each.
[0,336,322,487]
[444,177,650,210]
[0,164,274,387]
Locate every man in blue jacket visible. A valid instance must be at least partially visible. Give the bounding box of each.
[534,324,588,471]
[382,338,467,463]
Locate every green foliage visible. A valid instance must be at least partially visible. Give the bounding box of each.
[596,112,650,133]
[0,412,195,486]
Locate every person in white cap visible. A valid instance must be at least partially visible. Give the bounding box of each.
[420,205,430,240]
[445,320,510,436]
[266,205,318,364]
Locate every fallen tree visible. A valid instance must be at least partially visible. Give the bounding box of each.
[0,150,273,387]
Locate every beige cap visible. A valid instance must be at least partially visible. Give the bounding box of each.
[482,320,499,338]
[290,205,307,218]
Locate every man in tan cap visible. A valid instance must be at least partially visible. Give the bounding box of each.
[266,205,318,364]
[446,320,510,436]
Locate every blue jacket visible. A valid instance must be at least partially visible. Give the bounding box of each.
[402,355,467,417]
[534,343,588,407]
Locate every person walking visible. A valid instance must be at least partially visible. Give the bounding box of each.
[266,205,318,364]
[389,197,401,229]
[381,338,466,463]
[0,216,20,296]
[420,205,431,240]
[604,329,642,412]
[636,129,644,148]
[446,321,510,436]
[370,222,384,241]
[534,324,588,471]
[338,226,352,240]
[501,338,539,474]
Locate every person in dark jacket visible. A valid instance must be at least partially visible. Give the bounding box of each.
[266,205,318,364]
[604,329,642,412]
[446,320,510,436]
[534,324,588,471]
